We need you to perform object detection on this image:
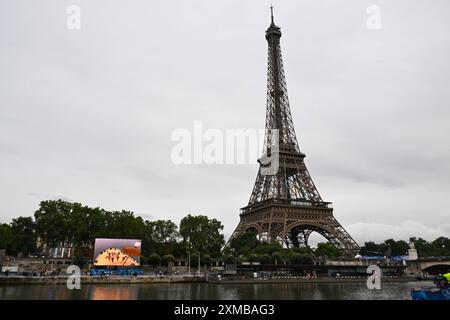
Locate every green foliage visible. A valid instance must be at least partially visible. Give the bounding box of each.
[0,200,228,259]
[147,220,179,243]
[224,255,236,264]
[72,247,86,268]
[384,239,410,256]
[410,237,450,257]
[271,252,282,264]
[0,223,13,251]
[292,246,314,256]
[3,199,450,263]
[289,253,313,265]
[289,253,304,264]
[180,214,225,257]
[201,254,212,266]
[33,200,147,248]
[9,217,36,256]
[148,253,161,266]
[254,242,283,255]
[144,220,180,257]
[230,232,258,256]
[161,254,175,266]
[259,253,271,264]
[248,253,259,262]
[190,254,199,268]
[238,255,247,263]
[315,242,339,258]
[34,200,71,247]
[360,238,450,257]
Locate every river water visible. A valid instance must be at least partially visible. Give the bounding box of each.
[0,281,431,300]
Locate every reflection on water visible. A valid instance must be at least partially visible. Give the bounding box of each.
[89,286,138,300]
[0,281,432,300]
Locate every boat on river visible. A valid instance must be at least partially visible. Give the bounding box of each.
[411,286,450,300]
[411,274,450,300]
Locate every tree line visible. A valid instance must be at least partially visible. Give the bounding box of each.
[0,200,225,263]
[0,199,449,265]
[360,237,450,257]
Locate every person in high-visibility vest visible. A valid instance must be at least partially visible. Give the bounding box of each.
[434,274,448,288]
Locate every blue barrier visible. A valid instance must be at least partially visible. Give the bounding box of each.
[90,268,144,276]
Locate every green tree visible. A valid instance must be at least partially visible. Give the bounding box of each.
[191,254,199,267]
[10,217,36,256]
[161,254,175,266]
[384,239,410,256]
[147,220,179,243]
[315,242,339,258]
[432,237,450,256]
[201,254,212,267]
[224,255,236,264]
[272,252,282,265]
[230,232,259,256]
[86,207,109,242]
[179,215,225,257]
[289,253,304,265]
[72,247,86,268]
[148,253,161,267]
[248,254,259,263]
[34,200,71,247]
[360,241,384,256]
[292,246,314,256]
[260,253,271,264]
[254,242,283,255]
[66,202,90,246]
[144,220,179,257]
[0,223,13,252]
[238,255,247,263]
[410,238,432,257]
[108,210,146,239]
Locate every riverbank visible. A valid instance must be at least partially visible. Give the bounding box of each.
[0,275,204,285]
[207,276,420,284]
[0,275,422,285]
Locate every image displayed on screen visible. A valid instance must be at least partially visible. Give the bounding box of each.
[93,238,141,267]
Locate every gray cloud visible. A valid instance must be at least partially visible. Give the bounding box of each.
[1,0,449,244]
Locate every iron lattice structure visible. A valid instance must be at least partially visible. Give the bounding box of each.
[229,11,360,256]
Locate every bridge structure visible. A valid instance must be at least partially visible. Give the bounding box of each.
[405,257,450,277]
[315,257,450,278]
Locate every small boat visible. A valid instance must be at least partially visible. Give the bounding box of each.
[411,286,450,300]
[411,274,450,300]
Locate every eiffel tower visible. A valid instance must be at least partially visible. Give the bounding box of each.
[229,8,360,256]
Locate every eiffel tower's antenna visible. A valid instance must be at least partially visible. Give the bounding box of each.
[270,5,274,24]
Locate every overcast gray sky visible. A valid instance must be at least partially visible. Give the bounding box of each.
[1,0,449,244]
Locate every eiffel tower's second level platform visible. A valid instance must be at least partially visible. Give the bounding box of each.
[241,198,333,216]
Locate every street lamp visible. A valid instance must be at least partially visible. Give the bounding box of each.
[188,251,191,276]
[198,252,201,276]
[187,236,191,277]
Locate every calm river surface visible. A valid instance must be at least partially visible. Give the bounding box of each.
[0,281,431,300]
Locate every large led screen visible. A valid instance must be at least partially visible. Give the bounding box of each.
[93,238,141,267]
